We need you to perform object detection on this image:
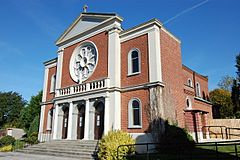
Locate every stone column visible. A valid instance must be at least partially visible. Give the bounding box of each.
[104,96,110,135]
[84,99,90,140]
[67,102,73,140]
[38,105,45,142]
[53,104,59,139]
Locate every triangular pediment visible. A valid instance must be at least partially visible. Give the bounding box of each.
[56,13,123,46]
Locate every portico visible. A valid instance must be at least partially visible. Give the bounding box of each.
[52,96,109,140]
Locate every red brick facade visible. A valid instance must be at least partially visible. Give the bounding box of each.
[43,104,54,133]
[46,66,56,101]
[61,32,108,88]
[121,34,149,87]
[160,29,186,127]
[40,13,212,141]
[121,89,150,133]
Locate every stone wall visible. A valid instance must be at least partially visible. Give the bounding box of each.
[207,119,240,139]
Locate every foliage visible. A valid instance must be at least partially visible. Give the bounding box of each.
[160,122,194,147]
[0,91,26,128]
[25,132,39,145]
[218,75,234,92]
[235,53,240,78]
[0,145,13,152]
[98,130,135,160]
[210,89,234,118]
[0,135,16,146]
[19,91,42,131]
[28,115,39,136]
[13,140,25,150]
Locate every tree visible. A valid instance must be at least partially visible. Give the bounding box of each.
[231,80,240,113]
[210,89,234,118]
[235,53,240,78]
[19,91,42,132]
[218,75,234,92]
[0,91,26,128]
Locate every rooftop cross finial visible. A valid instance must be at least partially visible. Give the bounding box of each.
[83,5,88,13]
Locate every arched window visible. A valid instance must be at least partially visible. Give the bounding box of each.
[128,49,141,75]
[186,97,192,109]
[187,78,193,87]
[196,82,201,97]
[128,98,142,128]
[50,74,56,93]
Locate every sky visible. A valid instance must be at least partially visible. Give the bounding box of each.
[0,0,239,101]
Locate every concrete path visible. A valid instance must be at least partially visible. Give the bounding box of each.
[0,152,79,160]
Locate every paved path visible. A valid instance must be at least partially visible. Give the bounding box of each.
[0,152,79,160]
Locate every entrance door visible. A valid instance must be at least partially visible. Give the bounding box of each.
[94,102,104,140]
[77,104,85,139]
[62,107,69,139]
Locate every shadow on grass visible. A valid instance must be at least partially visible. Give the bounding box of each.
[124,119,239,160]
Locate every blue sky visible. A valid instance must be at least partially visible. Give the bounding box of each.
[0,0,239,101]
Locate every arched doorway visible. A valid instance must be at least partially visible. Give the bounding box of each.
[94,101,104,140]
[77,104,85,139]
[62,105,69,139]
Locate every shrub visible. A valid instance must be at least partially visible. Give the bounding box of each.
[98,130,135,160]
[13,140,26,150]
[25,132,39,145]
[0,135,16,146]
[0,145,13,152]
[159,122,195,153]
[28,115,39,136]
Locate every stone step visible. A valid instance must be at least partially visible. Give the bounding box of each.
[24,146,97,153]
[16,140,99,160]
[34,145,98,150]
[16,150,96,159]
[19,147,95,155]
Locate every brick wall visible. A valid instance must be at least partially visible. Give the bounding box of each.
[160,29,185,127]
[121,89,150,133]
[43,104,54,132]
[46,66,57,101]
[121,34,149,87]
[61,32,108,88]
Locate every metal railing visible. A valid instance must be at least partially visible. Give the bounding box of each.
[117,140,240,160]
[202,126,240,140]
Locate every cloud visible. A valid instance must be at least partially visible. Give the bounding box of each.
[163,0,209,25]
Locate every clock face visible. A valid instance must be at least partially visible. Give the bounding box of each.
[69,41,98,83]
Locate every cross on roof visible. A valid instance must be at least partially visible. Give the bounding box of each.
[83,5,88,13]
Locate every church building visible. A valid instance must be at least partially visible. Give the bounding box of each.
[38,11,212,142]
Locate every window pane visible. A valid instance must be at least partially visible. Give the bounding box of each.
[132,100,140,125]
[131,51,139,73]
[133,109,140,125]
[132,58,139,73]
[131,51,138,59]
[132,100,139,108]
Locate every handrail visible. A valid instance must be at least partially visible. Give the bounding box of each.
[202,125,240,140]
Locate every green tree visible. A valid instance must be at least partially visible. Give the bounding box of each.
[210,89,234,118]
[235,53,240,78]
[231,80,240,113]
[0,91,26,128]
[218,75,234,92]
[19,91,42,132]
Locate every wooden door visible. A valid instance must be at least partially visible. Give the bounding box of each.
[62,107,69,139]
[94,102,104,140]
[77,105,85,139]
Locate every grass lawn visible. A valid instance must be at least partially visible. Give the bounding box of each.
[125,143,240,160]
